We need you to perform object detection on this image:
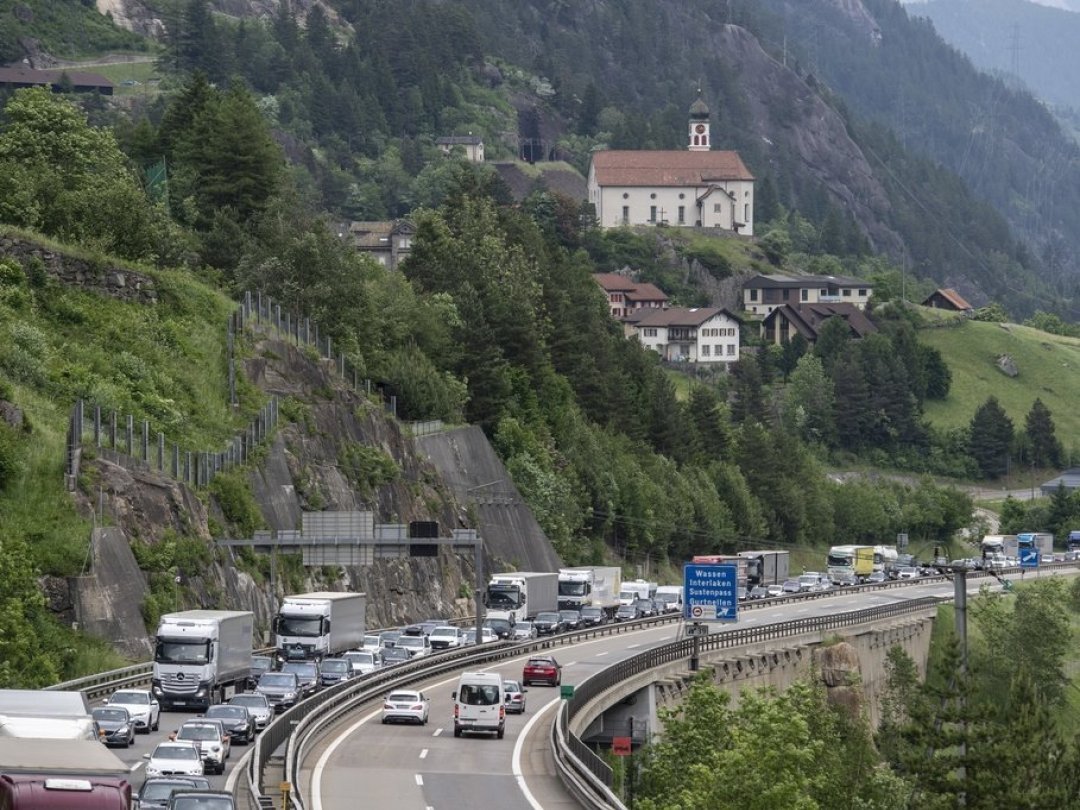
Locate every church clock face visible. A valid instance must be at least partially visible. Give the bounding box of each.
[695,124,706,133]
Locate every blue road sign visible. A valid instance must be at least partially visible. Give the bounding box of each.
[1019,548,1040,568]
[683,564,738,623]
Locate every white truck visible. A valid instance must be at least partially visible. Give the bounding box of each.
[0,689,99,741]
[152,609,254,711]
[557,566,622,615]
[274,591,366,663]
[737,550,790,588]
[484,572,559,625]
[618,579,658,606]
[653,585,684,613]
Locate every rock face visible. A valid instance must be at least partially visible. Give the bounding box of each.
[0,237,157,305]
[815,640,863,717]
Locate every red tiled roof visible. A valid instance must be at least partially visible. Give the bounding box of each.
[593,273,638,292]
[923,288,972,310]
[592,150,754,186]
[625,282,668,302]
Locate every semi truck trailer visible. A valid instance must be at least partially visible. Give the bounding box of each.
[484,572,559,625]
[557,566,622,614]
[152,609,254,711]
[737,550,790,588]
[274,591,366,662]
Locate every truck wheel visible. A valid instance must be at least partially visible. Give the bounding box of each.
[497,726,505,739]
[454,726,462,738]
[152,715,159,731]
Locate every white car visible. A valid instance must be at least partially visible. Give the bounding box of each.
[105,688,160,733]
[229,693,273,730]
[342,650,381,676]
[171,720,229,774]
[396,635,431,659]
[765,584,784,598]
[428,626,462,650]
[361,634,382,653]
[897,566,920,580]
[461,627,498,645]
[381,690,430,725]
[144,741,204,778]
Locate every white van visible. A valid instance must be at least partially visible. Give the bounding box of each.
[452,672,505,739]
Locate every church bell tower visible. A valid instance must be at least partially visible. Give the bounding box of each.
[688,94,710,151]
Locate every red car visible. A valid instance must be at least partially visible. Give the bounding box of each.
[522,656,562,686]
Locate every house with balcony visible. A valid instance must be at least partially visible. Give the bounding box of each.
[587,97,754,234]
[742,274,872,316]
[631,307,741,364]
[346,220,415,269]
[760,302,877,346]
[593,272,669,320]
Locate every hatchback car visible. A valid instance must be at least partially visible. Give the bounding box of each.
[92,706,135,748]
[898,566,920,580]
[766,584,785,598]
[633,599,655,618]
[317,658,354,686]
[533,611,563,635]
[522,656,562,686]
[578,607,605,627]
[559,609,583,630]
[512,621,538,640]
[145,741,204,778]
[205,703,256,744]
[614,603,641,621]
[281,661,320,697]
[381,690,430,725]
[866,571,887,584]
[781,579,802,594]
[749,586,769,600]
[135,777,212,810]
[484,617,514,639]
[228,693,272,730]
[503,680,527,714]
[166,790,235,810]
[106,688,160,733]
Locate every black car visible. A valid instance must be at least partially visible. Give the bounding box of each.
[533,611,563,635]
[166,789,235,810]
[614,603,641,622]
[204,704,255,744]
[92,706,135,748]
[559,609,582,631]
[318,658,354,686]
[135,777,213,810]
[248,656,273,689]
[483,618,514,640]
[281,661,320,697]
[402,624,425,637]
[256,671,301,712]
[579,606,605,627]
[633,598,656,618]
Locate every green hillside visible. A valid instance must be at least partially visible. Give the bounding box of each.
[919,315,1080,449]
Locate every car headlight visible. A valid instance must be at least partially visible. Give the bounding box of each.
[119,725,131,734]
[284,692,297,700]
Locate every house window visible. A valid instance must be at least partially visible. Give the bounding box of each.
[820,288,827,295]
[749,289,758,302]
[679,193,685,200]
[644,328,657,337]
[843,289,851,297]
[801,289,808,302]
[678,206,685,224]
[650,206,657,222]
[727,344,736,356]
[713,203,722,213]
[744,203,749,221]
[650,192,657,199]
[623,192,629,199]
[622,206,629,224]
[858,288,867,297]
[714,344,722,355]
[702,345,710,356]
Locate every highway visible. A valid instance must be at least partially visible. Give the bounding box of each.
[299,570,1034,810]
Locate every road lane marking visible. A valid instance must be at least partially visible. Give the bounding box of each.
[566,661,578,666]
[129,762,144,773]
[596,651,608,656]
[415,774,424,786]
[432,728,442,737]
[627,644,641,649]
[419,748,428,759]
[512,695,561,810]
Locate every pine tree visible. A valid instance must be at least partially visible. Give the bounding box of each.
[969,396,1014,479]
[729,357,766,424]
[1024,397,1063,468]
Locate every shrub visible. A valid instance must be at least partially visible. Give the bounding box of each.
[0,423,23,490]
[208,471,265,538]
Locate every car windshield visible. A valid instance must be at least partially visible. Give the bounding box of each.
[179,725,219,741]
[559,611,578,620]
[259,673,297,688]
[536,612,558,622]
[528,658,554,667]
[322,660,349,672]
[387,692,420,703]
[398,637,424,648]
[251,658,271,671]
[112,691,149,705]
[282,663,317,677]
[93,708,128,722]
[383,648,408,660]
[347,652,374,663]
[459,684,500,705]
[170,799,233,810]
[581,608,601,617]
[141,782,195,800]
[207,707,245,720]
[156,745,200,760]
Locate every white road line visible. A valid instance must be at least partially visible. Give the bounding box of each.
[415,774,424,786]
[129,762,144,773]
[432,727,442,737]
[627,644,641,649]
[596,651,609,656]
[511,696,561,810]
[565,661,578,666]
[419,748,429,759]
[796,608,809,613]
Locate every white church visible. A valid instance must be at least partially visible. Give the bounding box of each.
[587,97,755,235]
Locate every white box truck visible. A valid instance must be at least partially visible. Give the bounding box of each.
[557,566,622,614]
[152,609,254,711]
[618,579,658,606]
[484,572,559,625]
[738,550,790,588]
[0,690,99,741]
[274,591,366,663]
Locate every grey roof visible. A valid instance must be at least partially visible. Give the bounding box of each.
[689,96,710,118]
[0,66,113,89]
[743,273,869,289]
[1041,468,1080,494]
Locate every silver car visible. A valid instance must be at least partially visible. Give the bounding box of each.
[228,693,272,730]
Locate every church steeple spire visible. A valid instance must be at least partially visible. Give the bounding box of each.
[688,93,710,151]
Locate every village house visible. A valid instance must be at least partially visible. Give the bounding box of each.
[436,134,485,163]
[760,302,877,346]
[587,98,754,234]
[632,307,741,364]
[921,288,973,314]
[345,220,415,269]
[742,273,872,316]
[593,272,668,320]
